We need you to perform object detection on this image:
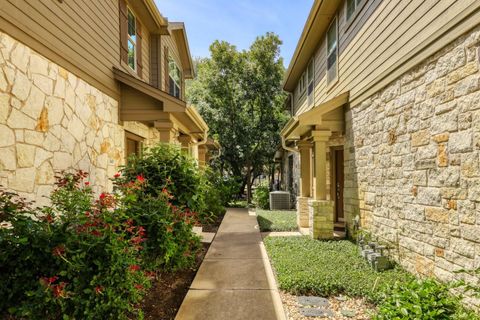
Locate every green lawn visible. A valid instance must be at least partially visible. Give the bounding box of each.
[256,209,298,232]
[264,236,414,303]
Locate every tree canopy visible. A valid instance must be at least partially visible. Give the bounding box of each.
[187,32,288,201]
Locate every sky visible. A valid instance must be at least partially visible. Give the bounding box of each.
[154,0,314,68]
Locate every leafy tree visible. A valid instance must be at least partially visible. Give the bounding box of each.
[187,32,288,202]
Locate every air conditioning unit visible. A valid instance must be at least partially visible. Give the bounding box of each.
[269,191,291,210]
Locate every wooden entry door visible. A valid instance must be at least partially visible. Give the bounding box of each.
[334,149,344,222]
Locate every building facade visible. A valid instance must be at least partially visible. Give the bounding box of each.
[0,0,213,205]
[280,0,480,294]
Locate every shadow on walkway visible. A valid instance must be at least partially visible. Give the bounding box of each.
[175,208,286,320]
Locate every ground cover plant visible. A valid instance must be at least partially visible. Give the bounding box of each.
[256,209,297,232]
[264,237,413,303]
[374,278,479,320]
[0,170,201,319]
[265,236,480,319]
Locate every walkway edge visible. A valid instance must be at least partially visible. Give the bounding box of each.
[260,237,287,320]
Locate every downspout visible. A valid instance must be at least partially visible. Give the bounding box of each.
[191,132,208,147]
[282,136,298,153]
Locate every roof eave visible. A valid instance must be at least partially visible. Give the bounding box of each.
[283,0,341,92]
[170,22,194,79]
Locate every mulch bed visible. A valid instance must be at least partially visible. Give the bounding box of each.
[142,213,224,319]
[202,211,225,233]
[141,242,210,320]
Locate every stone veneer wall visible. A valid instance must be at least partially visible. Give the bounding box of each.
[0,32,125,205]
[282,150,300,196]
[345,26,480,299]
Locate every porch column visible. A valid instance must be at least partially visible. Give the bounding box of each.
[298,140,312,197]
[198,146,207,167]
[154,121,178,143]
[178,134,193,155]
[309,130,334,239]
[312,130,331,200]
[297,140,312,228]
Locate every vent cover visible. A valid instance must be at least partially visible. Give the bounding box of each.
[269,191,291,210]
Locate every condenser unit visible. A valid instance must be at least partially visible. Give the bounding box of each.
[269,191,291,210]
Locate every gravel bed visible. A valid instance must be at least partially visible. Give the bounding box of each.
[280,291,377,320]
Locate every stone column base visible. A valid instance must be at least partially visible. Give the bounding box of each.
[297,197,311,228]
[308,200,335,240]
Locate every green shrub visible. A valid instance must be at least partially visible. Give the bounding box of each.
[121,143,229,224]
[203,168,239,207]
[256,209,297,232]
[264,237,414,303]
[253,183,270,209]
[199,167,227,221]
[375,279,460,320]
[114,174,201,270]
[122,144,205,214]
[0,171,150,319]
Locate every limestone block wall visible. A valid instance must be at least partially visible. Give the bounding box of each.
[281,150,300,195]
[0,32,124,205]
[345,26,480,295]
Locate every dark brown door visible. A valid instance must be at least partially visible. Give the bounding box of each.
[335,149,344,222]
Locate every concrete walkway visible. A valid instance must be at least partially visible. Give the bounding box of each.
[175,208,286,320]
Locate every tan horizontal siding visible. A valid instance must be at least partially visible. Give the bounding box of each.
[0,0,121,97]
[142,26,150,83]
[40,0,119,65]
[291,0,480,113]
[0,0,118,97]
[338,0,383,55]
[80,1,119,41]
[335,0,475,101]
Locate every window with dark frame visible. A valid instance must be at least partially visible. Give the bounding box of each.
[346,0,364,21]
[326,16,338,85]
[127,8,136,71]
[307,59,314,105]
[168,57,182,99]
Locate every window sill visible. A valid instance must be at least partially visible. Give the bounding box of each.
[120,60,142,81]
[326,76,339,93]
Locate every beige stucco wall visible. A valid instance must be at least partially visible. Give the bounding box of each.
[345,26,480,303]
[0,31,126,205]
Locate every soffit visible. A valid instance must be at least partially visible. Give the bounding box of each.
[283,0,342,92]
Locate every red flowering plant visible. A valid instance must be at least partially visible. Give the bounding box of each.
[0,171,151,319]
[114,168,201,271]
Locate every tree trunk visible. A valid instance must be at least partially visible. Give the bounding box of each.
[246,165,252,204]
[269,164,275,190]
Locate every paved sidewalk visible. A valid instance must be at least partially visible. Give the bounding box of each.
[175,208,286,320]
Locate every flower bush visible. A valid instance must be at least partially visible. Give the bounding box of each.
[120,143,229,224]
[0,170,201,319]
[113,173,201,270]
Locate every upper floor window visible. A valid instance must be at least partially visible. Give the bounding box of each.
[127,8,137,71]
[346,0,363,21]
[169,57,182,99]
[326,16,338,85]
[307,59,314,105]
[296,70,307,98]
